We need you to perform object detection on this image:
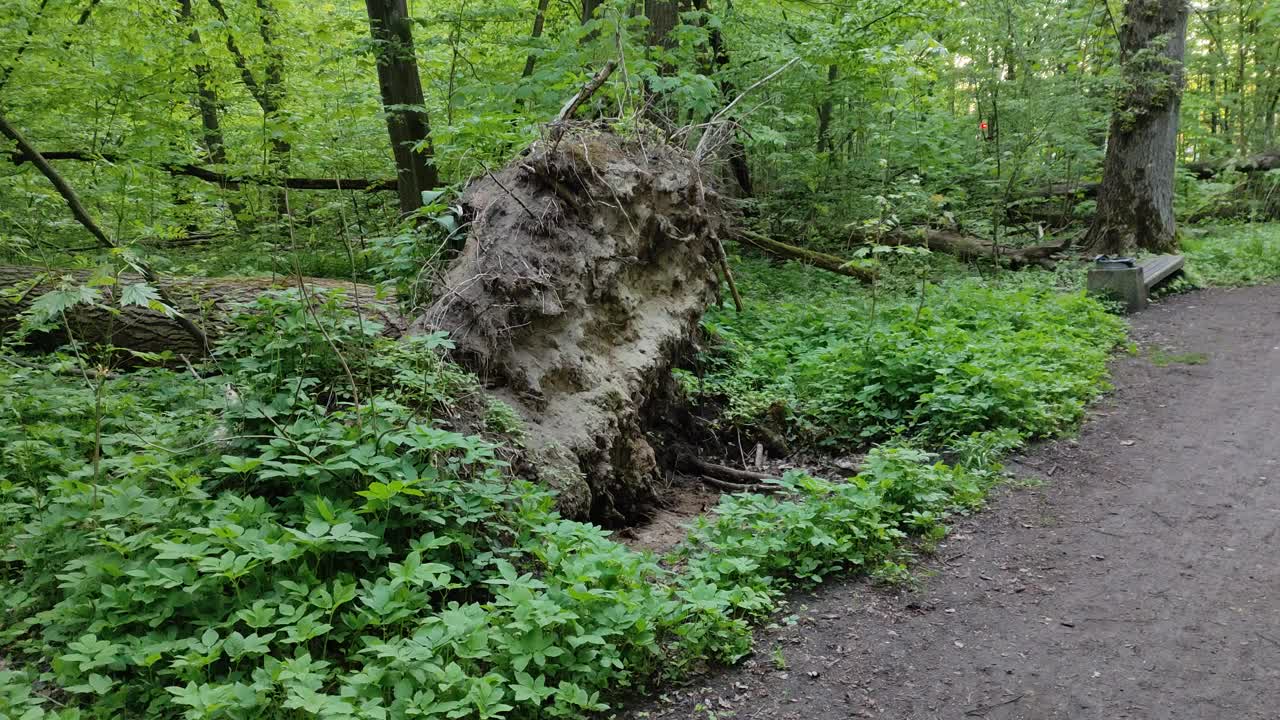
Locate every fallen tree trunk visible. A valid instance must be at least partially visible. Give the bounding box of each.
[735,229,875,283]
[0,266,403,357]
[1005,182,1099,227]
[883,229,1072,269]
[10,149,400,191]
[1185,151,1280,179]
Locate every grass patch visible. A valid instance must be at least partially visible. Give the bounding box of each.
[1182,223,1280,287]
[1149,349,1209,367]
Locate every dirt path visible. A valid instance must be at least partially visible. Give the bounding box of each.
[629,285,1280,720]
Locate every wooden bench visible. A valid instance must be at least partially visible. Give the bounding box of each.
[1086,254,1185,313]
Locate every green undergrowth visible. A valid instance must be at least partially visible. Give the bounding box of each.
[692,258,1127,448]
[2,291,1013,720]
[1182,223,1280,286]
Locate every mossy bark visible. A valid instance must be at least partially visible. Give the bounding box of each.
[1085,0,1189,255]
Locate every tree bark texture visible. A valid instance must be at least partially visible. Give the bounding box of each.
[365,0,439,216]
[177,0,251,228]
[700,0,753,196]
[0,266,403,358]
[521,0,552,78]
[817,64,839,153]
[205,0,291,196]
[1085,0,1189,255]
[645,0,683,48]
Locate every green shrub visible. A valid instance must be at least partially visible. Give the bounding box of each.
[697,261,1126,446]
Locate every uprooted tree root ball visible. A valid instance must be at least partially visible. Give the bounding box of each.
[411,125,728,525]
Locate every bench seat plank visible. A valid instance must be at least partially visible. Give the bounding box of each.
[1140,255,1185,289]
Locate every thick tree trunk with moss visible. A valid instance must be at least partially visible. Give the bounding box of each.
[0,266,403,358]
[1085,0,1189,255]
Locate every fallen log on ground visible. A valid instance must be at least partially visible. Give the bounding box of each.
[1184,150,1280,179]
[842,226,1072,270]
[1006,182,1099,227]
[0,265,404,357]
[735,229,876,282]
[890,229,1071,269]
[699,475,781,494]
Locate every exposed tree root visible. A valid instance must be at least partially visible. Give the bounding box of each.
[699,475,781,494]
[679,454,778,484]
[412,125,727,525]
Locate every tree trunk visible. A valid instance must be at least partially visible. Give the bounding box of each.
[695,0,753,195]
[203,0,291,215]
[1085,0,1189,255]
[582,0,602,23]
[645,0,682,48]
[177,0,249,227]
[0,266,403,358]
[521,0,552,78]
[365,0,439,216]
[253,0,290,177]
[816,64,839,153]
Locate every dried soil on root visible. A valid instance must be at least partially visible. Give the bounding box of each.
[412,125,727,526]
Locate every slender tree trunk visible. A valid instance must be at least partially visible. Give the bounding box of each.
[698,0,752,195]
[365,0,439,216]
[582,0,602,23]
[254,0,289,163]
[522,0,552,78]
[178,5,218,153]
[816,64,839,153]
[1085,0,1189,255]
[177,0,249,228]
[204,0,290,214]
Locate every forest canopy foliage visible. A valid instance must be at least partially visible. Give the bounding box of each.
[1,0,1277,265]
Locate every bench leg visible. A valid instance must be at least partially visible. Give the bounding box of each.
[1087,267,1147,313]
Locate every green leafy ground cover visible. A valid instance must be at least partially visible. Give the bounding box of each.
[0,243,1154,720]
[693,257,1127,448]
[1181,223,1280,287]
[0,289,1021,720]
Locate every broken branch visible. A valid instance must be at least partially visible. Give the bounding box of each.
[10,149,399,191]
[735,229,876,283]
